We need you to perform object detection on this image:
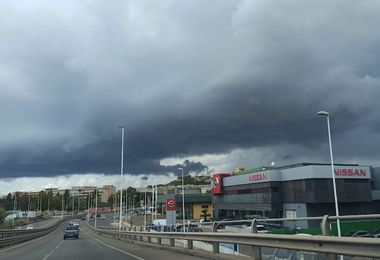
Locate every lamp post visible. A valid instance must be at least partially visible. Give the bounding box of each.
[178,167,185,233]
[95,188,98,228]
[144,183,146,230]
[61,194,64,219]
[118,125,125,231]
[317,111,341,238]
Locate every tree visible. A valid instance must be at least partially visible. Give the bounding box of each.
[0,208,7,224]
[200,208,211,222]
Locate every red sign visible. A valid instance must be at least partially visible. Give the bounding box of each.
[212,173,232,195]
[248,173,268,182]
[166,198,177,211]
[334,168,367,176]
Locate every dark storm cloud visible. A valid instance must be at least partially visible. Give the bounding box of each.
[1,0,380,178]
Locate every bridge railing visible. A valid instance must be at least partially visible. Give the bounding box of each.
[87,214,380,259]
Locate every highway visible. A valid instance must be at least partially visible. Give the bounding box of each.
[0,219,208,260]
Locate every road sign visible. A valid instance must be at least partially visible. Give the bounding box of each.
[166,198,176,211]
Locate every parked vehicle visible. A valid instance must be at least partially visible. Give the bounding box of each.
[348,230,374,238]
[176,224,202,232]
[243,224,269,233]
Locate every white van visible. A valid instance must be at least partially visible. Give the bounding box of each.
[152,219,166,226]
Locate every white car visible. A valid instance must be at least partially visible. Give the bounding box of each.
[244,224,268,233]
[26,225,34,230]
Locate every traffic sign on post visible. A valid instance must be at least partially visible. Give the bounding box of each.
[166,198,177,226]
[166,198,177,211]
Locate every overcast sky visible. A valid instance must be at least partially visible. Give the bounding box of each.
[1,0,380,194]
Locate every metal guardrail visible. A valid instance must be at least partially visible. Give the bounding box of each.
[0,217,69,249]
[87,214,380,259]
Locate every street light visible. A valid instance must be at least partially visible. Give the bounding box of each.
[118,125,125,231]
[143,179,147,230]
[178,167,185,233]
[95,188,98,228]
[317,111,341,238]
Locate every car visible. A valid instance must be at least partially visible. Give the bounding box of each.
[26,225,33,230]
[100,215,106,220]
[175,224,202,232]
[80,215,86,220]
[63,226,79,239]
[72,222,80,227]
[348,230,374,238]
[244,224,269,233]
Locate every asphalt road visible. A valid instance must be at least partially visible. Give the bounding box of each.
[0,220,208,260]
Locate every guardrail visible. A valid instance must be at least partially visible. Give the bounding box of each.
[87,214,380,259]
[0,217,69,249]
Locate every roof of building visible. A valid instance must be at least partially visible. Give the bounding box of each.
[234,162,363,176]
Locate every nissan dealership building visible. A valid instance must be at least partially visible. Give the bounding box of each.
[212,163,379,227]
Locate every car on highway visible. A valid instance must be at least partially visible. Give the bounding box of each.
[26,225,34,230]
[100,215,106,220]
[63,225,79,239]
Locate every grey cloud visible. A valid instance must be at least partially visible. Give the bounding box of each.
[1,0,380,178]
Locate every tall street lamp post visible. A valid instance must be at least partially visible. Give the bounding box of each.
[317,111,341,238]
[95,188,98,228]
[118,125,125,231]
[178,167,185,233]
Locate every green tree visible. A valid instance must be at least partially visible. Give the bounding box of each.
[0,208,7,224]
[200,208,211,222]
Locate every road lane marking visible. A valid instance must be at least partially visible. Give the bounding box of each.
[56,240,64,249]
[42,240,63,260]
[42,250,54,260]
[82,228,145,260]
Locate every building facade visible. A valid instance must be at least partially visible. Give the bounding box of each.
[213,163,375,227]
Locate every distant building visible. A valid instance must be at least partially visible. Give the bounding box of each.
[98,185,116,203]
[71,185,116,203]
[157,193,213,220]
[160,185,211,195]
[43,188,59,196]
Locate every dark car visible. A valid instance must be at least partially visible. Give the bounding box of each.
[371,228,380,238]
[348,230,373,238]
[64,226,79,239]
[176,224,202,232]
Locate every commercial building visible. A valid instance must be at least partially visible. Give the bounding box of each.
[212,163,376,228]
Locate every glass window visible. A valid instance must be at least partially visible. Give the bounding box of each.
[201,204,209,209]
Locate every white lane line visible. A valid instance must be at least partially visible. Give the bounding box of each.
[82,228,145,260]
[56,240,64,249]
[41,236,64,260]
[42,249,54,260]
